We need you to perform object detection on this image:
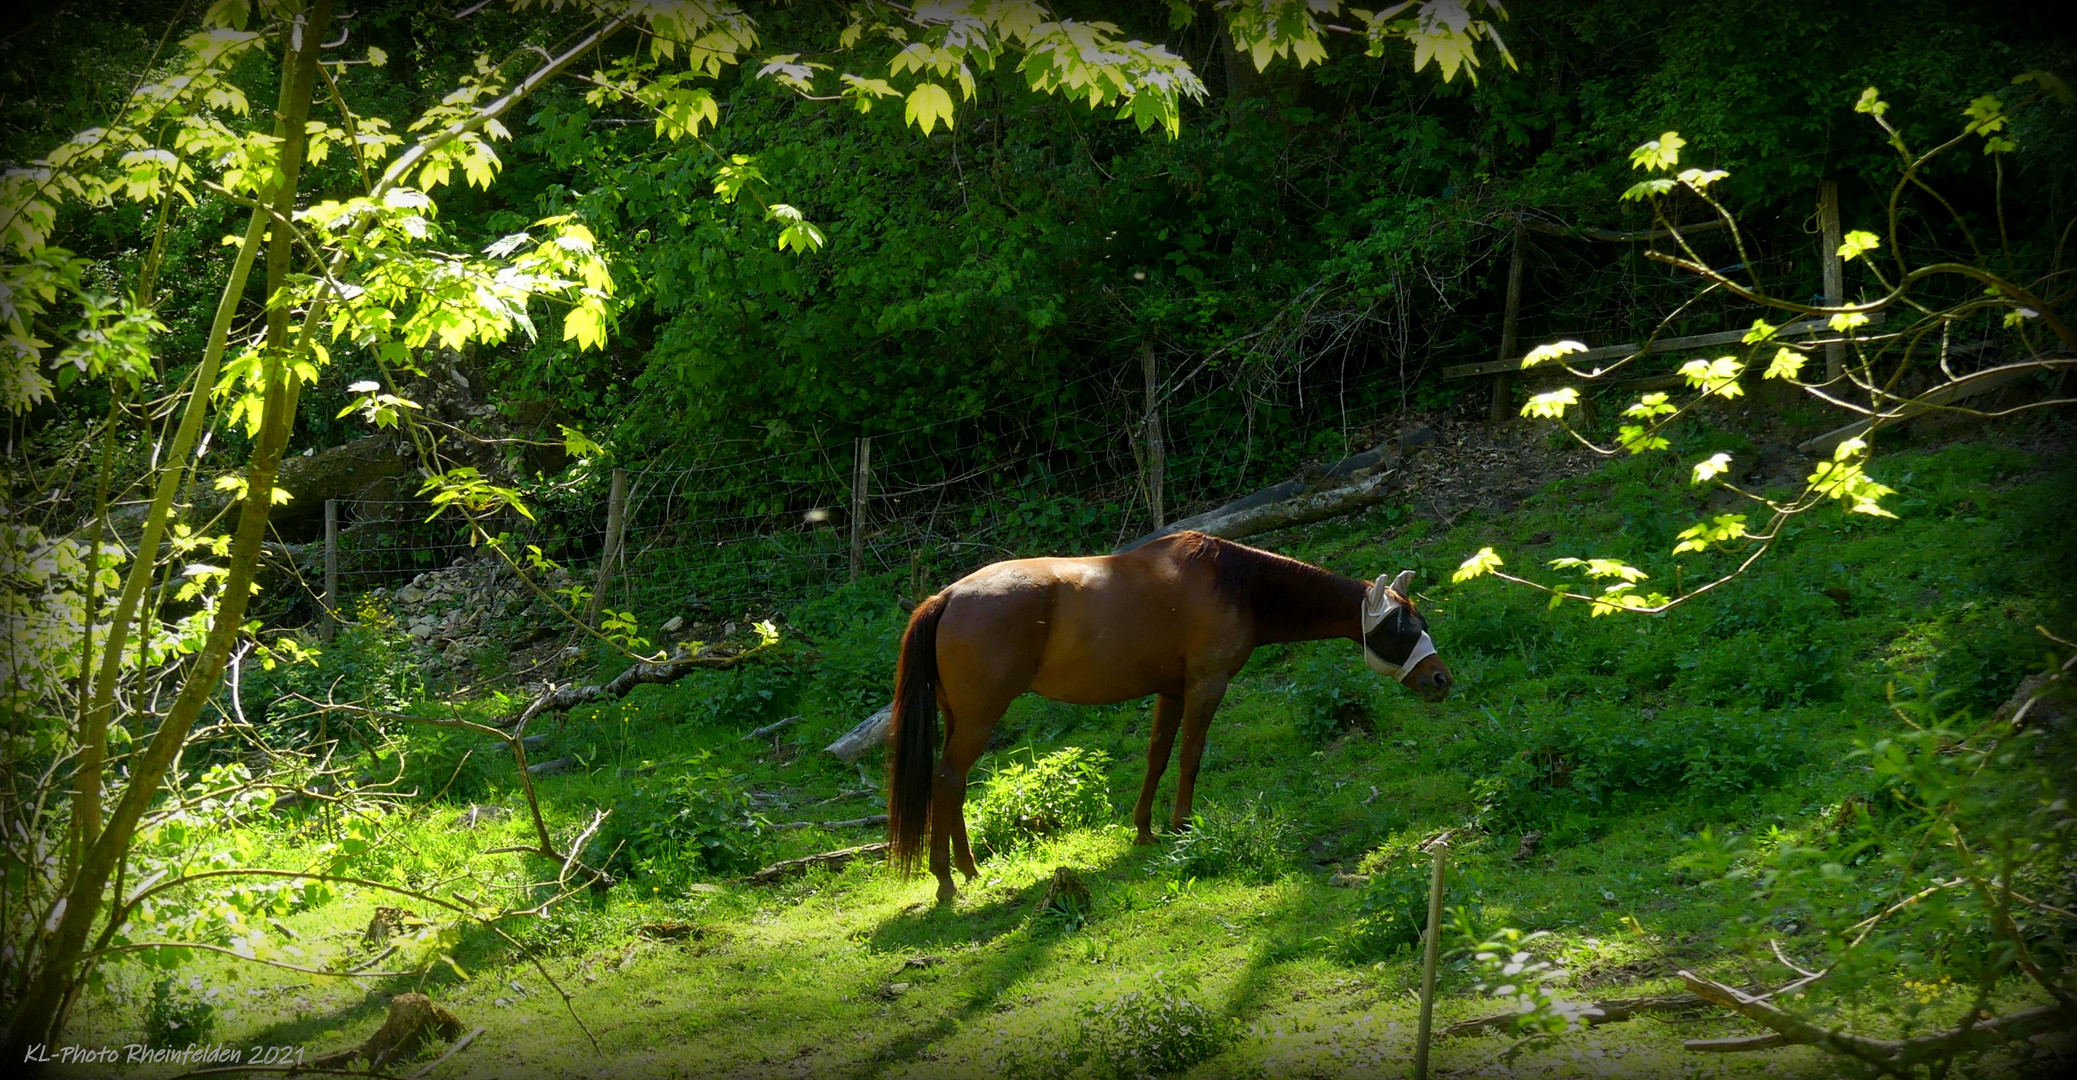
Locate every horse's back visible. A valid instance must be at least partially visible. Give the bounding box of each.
[935,539,1238,706]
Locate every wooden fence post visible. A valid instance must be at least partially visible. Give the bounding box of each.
[1413,839,1450,1080]
[1819,178,1845,383]
[584,468,628,628]
[1490,224,1526,423]
[850,437,870,582]
[321,498,338,642]
[1142,338,1165,530]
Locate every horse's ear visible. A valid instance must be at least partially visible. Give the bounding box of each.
[1391,569,1415,595]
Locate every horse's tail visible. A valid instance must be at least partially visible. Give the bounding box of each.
[888,590,949,875]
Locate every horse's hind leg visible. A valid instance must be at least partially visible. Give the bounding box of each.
[1132,692,1183,844]
[931,700,996,902]
[1169,676,1231,833]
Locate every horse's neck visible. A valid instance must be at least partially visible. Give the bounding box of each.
[1245,568,1367,645]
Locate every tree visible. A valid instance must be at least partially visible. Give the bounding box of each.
[1447,77,2076,1074]
[0,0,1512,1060]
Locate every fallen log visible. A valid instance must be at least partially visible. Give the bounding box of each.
[743,841,890,886]
[826,703,893,764]
[526,757,576,777]
[1117,426,1432,551]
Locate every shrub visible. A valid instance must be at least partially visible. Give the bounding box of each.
[1163,796,1296,883]
[1289,648,1376,744]
[143,975,219,1047]
[1077,971,1236,1080]
[590,754,767,880]
[968,747,1112,852]
[397,723,496,802]
[1338,845,1483,963]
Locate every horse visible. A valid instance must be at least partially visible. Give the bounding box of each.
[885,529,1452,902]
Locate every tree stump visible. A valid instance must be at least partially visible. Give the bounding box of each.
[1035,866,1090,916]
[310,993,464,1069]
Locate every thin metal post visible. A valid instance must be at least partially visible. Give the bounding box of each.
[1413,840,1449,1080]
[1491,225,1526,423]
[1142,338,1165,529]
[1820,178,1845,383]
[850,437,870,582]
[321,498,338,642]
[584,468,627,627]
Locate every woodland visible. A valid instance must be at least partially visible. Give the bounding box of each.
[1,1,2074,1078]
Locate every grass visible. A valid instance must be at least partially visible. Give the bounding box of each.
[61,428,2074,1078]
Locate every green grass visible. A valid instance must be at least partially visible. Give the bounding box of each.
[64,433,2073,1078]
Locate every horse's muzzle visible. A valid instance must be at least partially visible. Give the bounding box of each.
[1411,666,1452,703]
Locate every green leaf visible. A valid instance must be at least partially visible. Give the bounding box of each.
[1763,347,1807,381]
[1690,453,1731,485]
[1519,387,1578,419]
[1829,311,1870,332]
[904,82,956,135]
[1854,87,1889,116]
[1453,546,1503,584]
[1521,340,1586,367]
[1836,230,1881,261]
[1627,131,1684,172]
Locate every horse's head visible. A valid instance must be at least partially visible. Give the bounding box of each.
[1363,569,1453,703]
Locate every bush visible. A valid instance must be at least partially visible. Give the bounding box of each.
[1163,797,1296,884]
[968,746,1112,852]
[1077,971,1236,1080]
[1289,648,1376,744]
[590,754,767,880]
[143,974,219,1047]
[1338,845,1483,963]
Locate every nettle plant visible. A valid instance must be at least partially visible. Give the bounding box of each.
[1450,75,2074,615]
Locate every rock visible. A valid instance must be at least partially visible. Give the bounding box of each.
[662,616,685,634]
[407,622,435,640]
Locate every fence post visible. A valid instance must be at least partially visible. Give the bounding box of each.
[850,436,870,583]
[1142,337,1165,529]
[1413,838,1450,1080]
[321,498,338,642]
[1819,178,1846,383]
[1490,224,1526,423]
[584,468,628,628]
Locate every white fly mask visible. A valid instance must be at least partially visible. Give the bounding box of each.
[1362,570,1436,680]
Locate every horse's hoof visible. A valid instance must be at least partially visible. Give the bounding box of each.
[1133,831,1158,846]
[936,884,958,904]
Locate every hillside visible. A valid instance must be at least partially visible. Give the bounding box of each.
[56,416,2075,1079]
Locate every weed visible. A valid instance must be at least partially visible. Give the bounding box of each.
[1076,970,1236,1080]
[969,746,1112,853]
[1163,796,1296,884]
[1339,846,1483,963]
[1288,647,1376,744]
[589,753,767,880]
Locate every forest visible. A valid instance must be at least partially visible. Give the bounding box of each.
[1,1,2073,1077]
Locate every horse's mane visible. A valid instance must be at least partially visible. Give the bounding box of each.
[1172,532,1369,642]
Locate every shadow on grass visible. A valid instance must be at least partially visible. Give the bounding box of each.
[841,842,1144,1079]
[229,919,514,1052]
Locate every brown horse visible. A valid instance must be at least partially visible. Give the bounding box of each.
[886,530,1452,902]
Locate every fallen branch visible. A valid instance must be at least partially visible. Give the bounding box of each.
[767,814,888,831]
[1677,969,2072,1070]
[742,714,803,741]
[1441,992,1709,1039]
[502,639,774,733]
[742,842,890,886]
[526,757,576,777]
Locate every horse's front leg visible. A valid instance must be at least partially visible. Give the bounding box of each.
[1169,676,1231,833]
[1133,692,1183,844]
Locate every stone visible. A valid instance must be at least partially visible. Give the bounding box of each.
[398,585,425,604]
[662,616,686,634]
